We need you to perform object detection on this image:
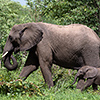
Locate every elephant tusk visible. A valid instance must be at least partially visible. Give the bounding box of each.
[2,51,8,58]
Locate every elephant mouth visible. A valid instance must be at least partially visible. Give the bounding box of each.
[78,74,84,78]
[14,47,20,54]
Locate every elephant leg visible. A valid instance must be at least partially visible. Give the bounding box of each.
[81,78,94,91]
[76,78,85,89]
[82,46,100,67]
[19,48,39,80]
[92,83,98,91]
[40,61,53,88]
[37,42,54,88]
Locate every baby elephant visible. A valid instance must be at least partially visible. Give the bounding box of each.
[72,66,100,91]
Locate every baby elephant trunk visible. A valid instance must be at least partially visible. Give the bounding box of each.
[71,75,78,85]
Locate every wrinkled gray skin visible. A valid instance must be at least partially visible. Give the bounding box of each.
[72,66,100,91]
[3,22,100,88]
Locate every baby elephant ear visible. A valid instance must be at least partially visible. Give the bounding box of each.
[84,67,98,79]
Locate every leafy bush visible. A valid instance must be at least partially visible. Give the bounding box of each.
[0,69,44,97]
[0,79,44,97]
[26,0,100,34]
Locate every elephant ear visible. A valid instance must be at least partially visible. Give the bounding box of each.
[84,67,98,79]
[19,23,43,51]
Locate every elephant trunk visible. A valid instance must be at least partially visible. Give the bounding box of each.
[3,51,18,71]
[71,75,78,85]
[2,39,18,71]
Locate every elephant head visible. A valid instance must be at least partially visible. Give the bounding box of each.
[71,66,98,85]
[2,22,43,71]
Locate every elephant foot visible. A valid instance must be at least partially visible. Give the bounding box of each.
[92,83,98,91]
[19,65,38,80]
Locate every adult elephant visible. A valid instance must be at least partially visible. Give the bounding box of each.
[2,22,100,88]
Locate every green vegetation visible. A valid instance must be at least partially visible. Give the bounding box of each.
[0,0,100,99]
[0,67,100,99]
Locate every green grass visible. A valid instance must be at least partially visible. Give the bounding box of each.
[0,66,100,100]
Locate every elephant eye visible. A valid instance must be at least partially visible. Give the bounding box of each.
[9,35,20,47]
[9,35,13,42]
[80,70,83,73]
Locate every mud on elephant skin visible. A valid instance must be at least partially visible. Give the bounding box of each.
[72,66,100,91]
[2,22,100,88]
